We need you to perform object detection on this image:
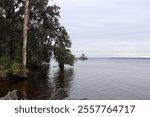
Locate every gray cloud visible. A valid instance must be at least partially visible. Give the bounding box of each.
[50,0,150,57]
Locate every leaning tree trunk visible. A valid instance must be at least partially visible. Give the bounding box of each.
[22,0,29,69]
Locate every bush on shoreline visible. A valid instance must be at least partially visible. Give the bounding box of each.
[0,56,28,80]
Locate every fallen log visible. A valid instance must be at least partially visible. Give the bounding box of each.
[0,90,18,100]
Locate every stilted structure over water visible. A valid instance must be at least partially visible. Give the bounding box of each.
[79,54,88,60]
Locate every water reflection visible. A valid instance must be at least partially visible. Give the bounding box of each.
[25,70,54,100]
[0,65,74,100]
[2,59,150,100]
[48,68,74,100]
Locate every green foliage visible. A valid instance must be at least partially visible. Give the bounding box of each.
[0,56,11,67]
[27,2,61,66]
[0,0,75,71]
[8,62,21,75]
[54,47,76,69]
[8,61,28,76]
[52,26,75,69]
[0,66,8,78]
[0,0,23,59]
[0,56,28,77]
[0,56,10,78]
[65,53,76,65]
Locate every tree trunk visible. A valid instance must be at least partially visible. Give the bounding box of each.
[59,64,64,71]
[22,0,29,69]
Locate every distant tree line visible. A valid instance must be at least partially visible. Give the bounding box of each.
[0,0,75,78]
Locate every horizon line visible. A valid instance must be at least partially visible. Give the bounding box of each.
[76,57,150,59]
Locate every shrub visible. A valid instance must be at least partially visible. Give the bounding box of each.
[8,62,21,75]
[0,56,11,68]
[0,56,28,79]
[0,69,7,78]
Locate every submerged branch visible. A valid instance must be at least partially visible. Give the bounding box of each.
[49,88,63,100]
[0,90,18,100]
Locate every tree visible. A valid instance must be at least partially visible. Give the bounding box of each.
[27,1,59,66]
[0,0,23,60]
[53,27,76,70]
[54,47,75,70]
[0,0,75,73]
[22,0,29,70]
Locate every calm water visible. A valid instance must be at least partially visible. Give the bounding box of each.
[1,58,150,100]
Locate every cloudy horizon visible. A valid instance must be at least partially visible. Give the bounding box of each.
[50,0,150,58]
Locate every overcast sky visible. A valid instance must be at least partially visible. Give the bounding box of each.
[50,0,150,58]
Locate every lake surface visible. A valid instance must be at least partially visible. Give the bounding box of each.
[1,58,150,100]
